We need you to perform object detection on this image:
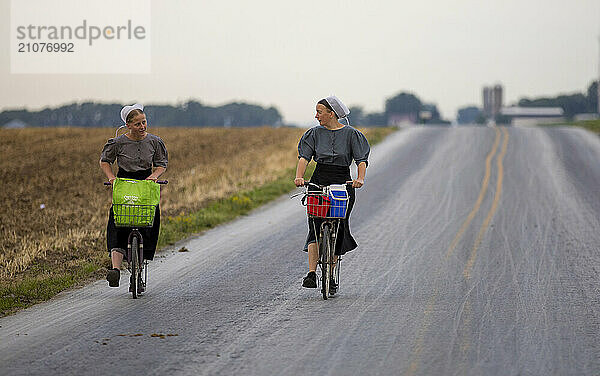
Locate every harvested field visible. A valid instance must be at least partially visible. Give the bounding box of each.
[0,126,392,287]
[0,127,304,281]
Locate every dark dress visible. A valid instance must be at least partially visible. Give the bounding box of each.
[298,125,370,255]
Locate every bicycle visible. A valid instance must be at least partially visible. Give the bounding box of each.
[300,182,353,300]
[104,179,168,298]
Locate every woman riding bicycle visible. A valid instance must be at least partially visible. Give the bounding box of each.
[100,103,168,288]
[294,96,370,289]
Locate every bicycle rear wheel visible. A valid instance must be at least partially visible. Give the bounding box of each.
[131,236,139,299]
[320,225,332,300]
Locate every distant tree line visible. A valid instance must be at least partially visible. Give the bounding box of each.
[518,81,598,119]
[0,100,283,127]
[349,92,449,126]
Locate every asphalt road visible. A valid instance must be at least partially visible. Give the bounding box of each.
[1,126,599,376]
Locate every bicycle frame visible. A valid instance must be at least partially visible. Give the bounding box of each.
[311,218,341,265]
[313,217,342,299]
[301,182,351,299]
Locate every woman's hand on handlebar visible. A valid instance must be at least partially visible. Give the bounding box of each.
[347,179,364,188]
[294,177,305,187]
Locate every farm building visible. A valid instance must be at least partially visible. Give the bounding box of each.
[500,106,564,126]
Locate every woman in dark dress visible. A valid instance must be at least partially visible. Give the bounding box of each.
[100,104,168,289]
[294,96,370,289]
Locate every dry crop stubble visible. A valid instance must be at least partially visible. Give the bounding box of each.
[160,128,303,215]
[0,127,305,281]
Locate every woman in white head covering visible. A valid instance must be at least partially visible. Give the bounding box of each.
[100,104,168,290]
[294,96,370,292]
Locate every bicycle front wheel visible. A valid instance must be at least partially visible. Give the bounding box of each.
[331,256,341,296]
[320,225,332,300]
[131,236,139,299]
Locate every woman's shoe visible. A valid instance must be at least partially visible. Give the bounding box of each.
[302,271,317,288]
[106,268,120,287]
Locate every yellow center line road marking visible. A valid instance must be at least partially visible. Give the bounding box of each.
[460,300,472,353]
[405,127,501,376]
[445,127,501,259]
[458,127,509,372]
[406,289,439,376]
[464,127,509,280]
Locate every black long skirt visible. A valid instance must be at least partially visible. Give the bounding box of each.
[303,163,357,255]
[106,168,160,261]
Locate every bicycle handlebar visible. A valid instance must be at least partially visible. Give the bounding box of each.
[303,181,354,189]
[104,180,168,186]
[289,181,356,200]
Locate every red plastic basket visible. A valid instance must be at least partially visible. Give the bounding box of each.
[306,194,331,218]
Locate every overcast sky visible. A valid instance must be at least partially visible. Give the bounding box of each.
[1,0,599,124]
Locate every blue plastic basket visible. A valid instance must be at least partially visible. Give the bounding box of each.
[328,187,348,218]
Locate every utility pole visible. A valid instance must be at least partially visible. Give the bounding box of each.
[598,35,600,115]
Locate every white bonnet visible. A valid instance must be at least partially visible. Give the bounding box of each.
[120,103,144,123]
[324,95,350,119]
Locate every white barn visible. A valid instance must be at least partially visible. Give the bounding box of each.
[500,107,564,126]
